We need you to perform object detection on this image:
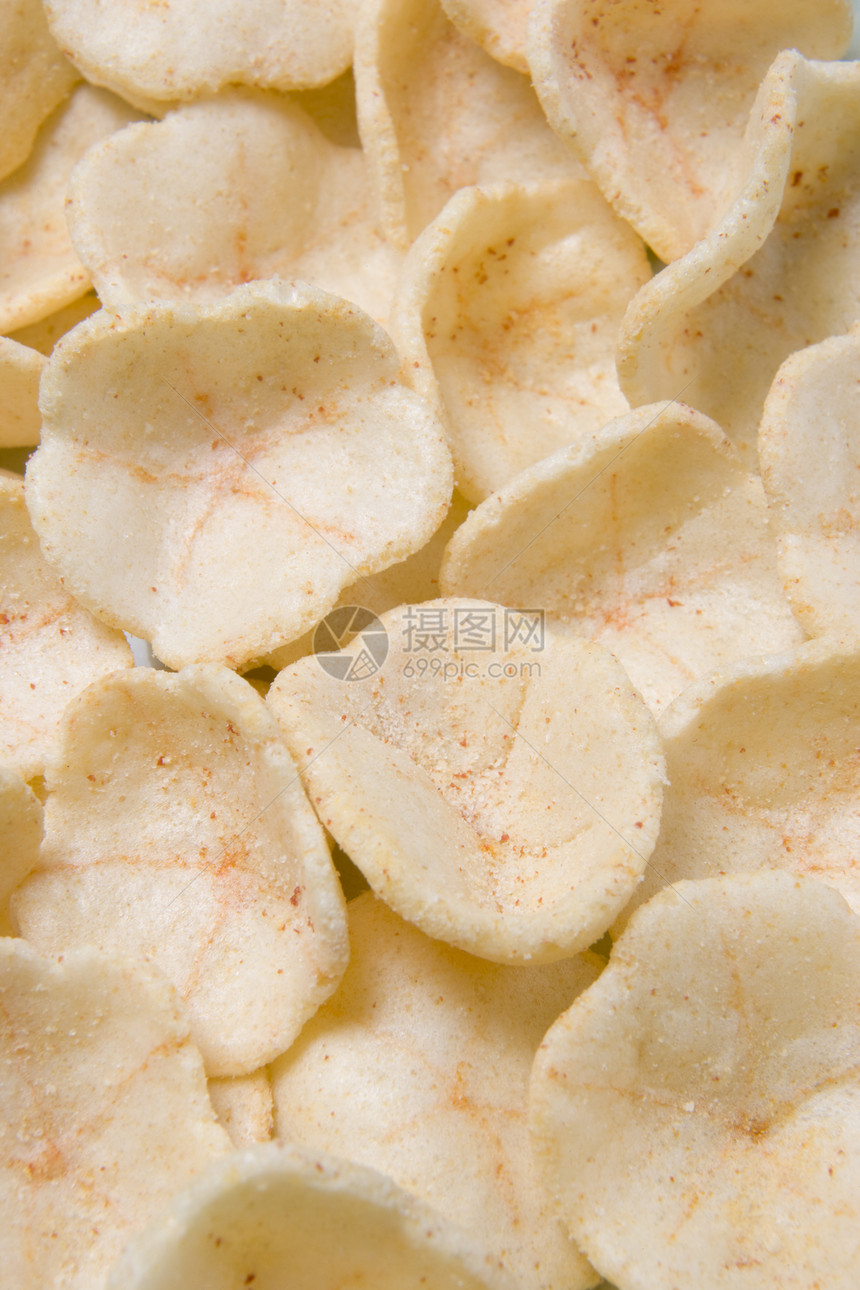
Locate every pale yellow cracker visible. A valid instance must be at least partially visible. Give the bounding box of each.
[759,327,860,639]
[26,280,453,670]
[528,0,852,261]
[0,0,79,182]
[44,0,357,101]
[272,892,601,1290]
[618,51,860,461]
[530,871,860,1290]
[0,475,132,781]
[393,178,648,502]
[0,765,41,936]
[0,83,141,333]
[13,665,349,1076]
[355,0,585,248]
[0,336,43,448]
[0,940,230,1290]
[624,637,860,922]
[67,90,400,327]
[441,403,804,713]
[268,600,664,963]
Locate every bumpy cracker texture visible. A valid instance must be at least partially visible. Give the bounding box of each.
[356,0,585,248]
[12,665,349,1076]
[394,178,648,502]
[0,84,141,333]
[67,90,400,327]
[0,0,79,182]
[273,892,601,1290]
[0,337,44,448]
[528,0,852,261]
[441,0,531,72]
[0,475,132,781]
[268,600,664,963]
[759,328,860,639]
[207,1070,274,1148]
[441,404,803,713]
[26,279,453,670]
[109,1141,518,1290]
[43,0,356,101]
[626,639,860,922]
[618,52,860,461]
[0,766,41,935]
[0,941,230,1290]
[530,871,860,1290]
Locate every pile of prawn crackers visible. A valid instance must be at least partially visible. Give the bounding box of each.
[2,1,860,1286]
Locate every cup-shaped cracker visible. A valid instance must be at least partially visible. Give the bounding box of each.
[0,475,132,780]
[759,327,860,639]
[0,336,44,448]
[26,279,454,670]
[618,51,860,460]
[108,1140,518,1290]
[528,0,852,262]
[268,599,664,963]
[0,83,141,333]
[272,891,601,1290]
[441,403,804,713]
[0,0,79,183]
[393,178,648,502]
[67,91,401,328]
[43,0,356,102]
[0,765,41,935]
[0,940,230,1290]
[441,0,531,72]
[12,665,349,1076]
[355,0,585,248]
[530,871,860,1290]
[625,637,860,922]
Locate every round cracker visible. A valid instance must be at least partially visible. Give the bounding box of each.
[107,1140,517,1290]
[268,599,664,963]
[530,871,860,1290]
[12,665,349,1076]
[26,280,453,670]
